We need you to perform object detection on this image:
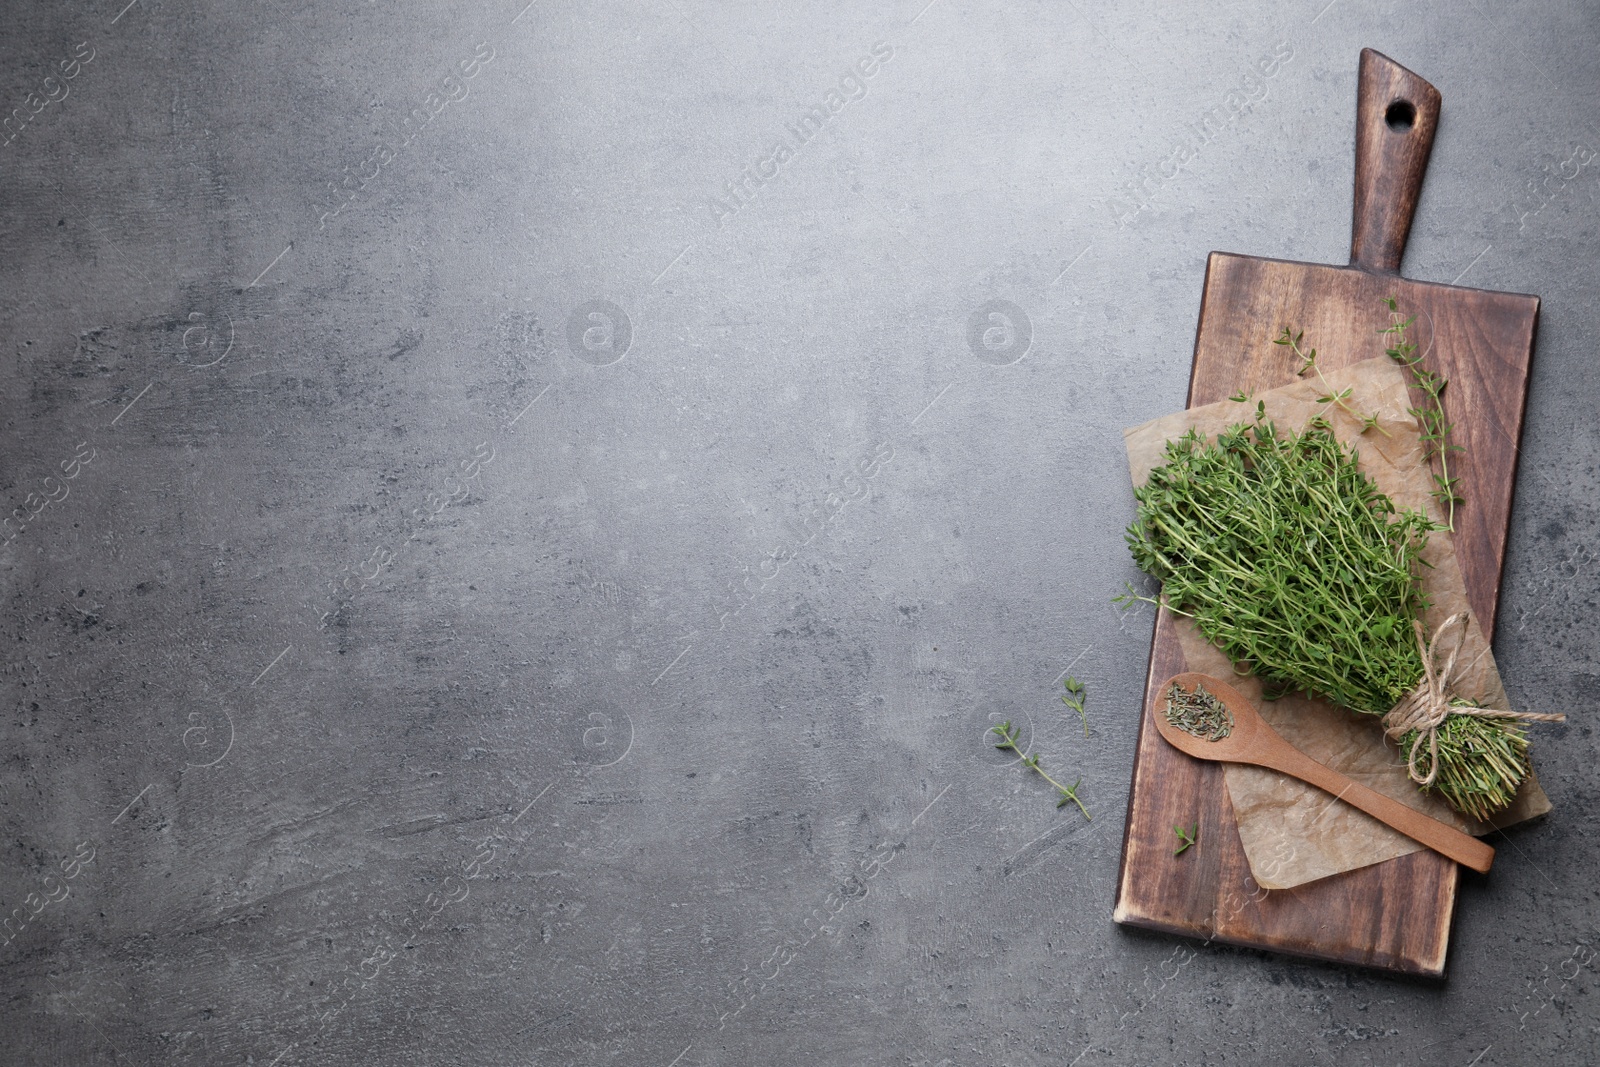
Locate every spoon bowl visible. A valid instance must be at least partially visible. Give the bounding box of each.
[1151,673,1267,762]
[1154,672,1494,874]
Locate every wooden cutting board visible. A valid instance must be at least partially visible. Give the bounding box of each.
[1111,49,1539,976]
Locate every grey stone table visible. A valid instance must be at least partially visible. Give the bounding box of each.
[2,1,1596,1064]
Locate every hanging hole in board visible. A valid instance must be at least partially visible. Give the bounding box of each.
[1385,100,1416,132]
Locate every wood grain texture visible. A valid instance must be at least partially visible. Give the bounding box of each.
[1352,49,1442,274]
[1112,50,1540,976]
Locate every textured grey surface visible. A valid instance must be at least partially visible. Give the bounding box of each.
[1,1,1597,1064]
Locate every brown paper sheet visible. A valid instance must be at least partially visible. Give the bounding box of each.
[1124,357,1550,889]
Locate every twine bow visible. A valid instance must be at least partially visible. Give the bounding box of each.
[1382,612,1566,787]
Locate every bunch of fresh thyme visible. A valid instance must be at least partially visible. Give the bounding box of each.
[1121,413,1534,820]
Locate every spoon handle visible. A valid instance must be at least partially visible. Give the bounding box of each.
[1259,742,1495,874]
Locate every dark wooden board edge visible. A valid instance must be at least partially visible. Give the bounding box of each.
[1194,249,1541,308]
[1487,296,1539,648]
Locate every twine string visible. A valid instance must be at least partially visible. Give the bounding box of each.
[1381,613,1566,787]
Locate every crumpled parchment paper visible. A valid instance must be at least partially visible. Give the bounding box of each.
[1124,356,1550,889]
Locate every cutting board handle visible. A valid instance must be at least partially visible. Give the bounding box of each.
[1350,49,1442,275]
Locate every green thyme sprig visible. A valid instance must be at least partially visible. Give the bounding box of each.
[1173,823,1199,856]
[1121,410,1535,820]
[1382,298,1463,530]
[1275,327,1389,436]
[1062,675,1089,737]
[990,722,1091,820]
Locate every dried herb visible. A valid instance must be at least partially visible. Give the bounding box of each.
[990,721,1091,820]
[1119,409,1539,821]
[1164,681,1233,741]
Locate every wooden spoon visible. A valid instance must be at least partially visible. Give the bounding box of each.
[1154,672,1494,874]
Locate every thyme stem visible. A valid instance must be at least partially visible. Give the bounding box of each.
[1274,328,1392,437]
[991,722,1091,820]
[1381,299,1461,531]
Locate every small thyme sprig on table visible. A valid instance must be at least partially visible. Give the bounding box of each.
[1274,327,1390,436]
[990,721,1091,819]
[1061,675,1089,738]
[1382,297,1462,530]
[1173,823,1199,856]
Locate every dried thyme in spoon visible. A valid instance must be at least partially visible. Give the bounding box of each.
[1164,681,1233,742]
